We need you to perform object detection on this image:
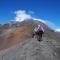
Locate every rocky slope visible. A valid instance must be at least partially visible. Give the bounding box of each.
[0,36,60,60]
[0,20,60,60]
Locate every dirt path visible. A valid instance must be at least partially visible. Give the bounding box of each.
[0,37,60,60]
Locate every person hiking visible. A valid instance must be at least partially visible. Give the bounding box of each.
[32,26,37,38]
[32,24,44,41]
[36,25,44,41]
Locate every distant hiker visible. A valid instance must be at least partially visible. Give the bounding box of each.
[32,24,44,41]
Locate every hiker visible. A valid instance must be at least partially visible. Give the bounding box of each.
[32,26,37,38]
[32,24,44,41]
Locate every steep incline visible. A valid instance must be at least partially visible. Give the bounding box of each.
[0,25,32,50]
[0,20,60,60]
[0,36,60,60]
[0,20,60,51]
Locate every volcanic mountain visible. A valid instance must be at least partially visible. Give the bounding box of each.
[0,19,60,60]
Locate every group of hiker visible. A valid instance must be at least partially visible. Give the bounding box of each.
[32,24,44,41]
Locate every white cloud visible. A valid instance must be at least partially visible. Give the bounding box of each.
[33,18,56,29]
[55,28,60,32]
[33,18,47,24]
[15,10,32,22]
[14,10,47,23]
[45,20,56,29]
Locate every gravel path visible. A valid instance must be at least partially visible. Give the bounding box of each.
[0,37,60,60]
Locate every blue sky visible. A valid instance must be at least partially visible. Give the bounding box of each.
[0,0,60,30]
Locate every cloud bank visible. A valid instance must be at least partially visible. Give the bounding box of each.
[14,10,60,32]
[55,29,60,32]
[15,10,32,22]
[14,10,47,24]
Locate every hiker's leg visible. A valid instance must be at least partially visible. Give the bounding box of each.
[32,33,34,38]
[37,31,42,41]
[40,31,43,40]
[36,32,41,41]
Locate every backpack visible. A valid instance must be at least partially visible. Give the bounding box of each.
[32,27,37,33]
[37,26,44,32]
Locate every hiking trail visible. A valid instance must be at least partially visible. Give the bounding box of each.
[0,37,60,60]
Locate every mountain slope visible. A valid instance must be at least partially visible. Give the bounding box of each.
[0,20,60,50]
[0,36,60,60]
[0,25,32,50]
[0,20,60,60]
